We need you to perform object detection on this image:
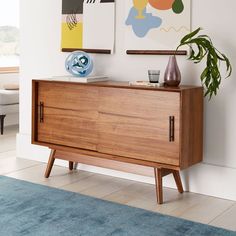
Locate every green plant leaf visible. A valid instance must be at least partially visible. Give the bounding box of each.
[177,27,233,100]
[201,68,208,81]
[180,27,202,44]
[222,54,232,77]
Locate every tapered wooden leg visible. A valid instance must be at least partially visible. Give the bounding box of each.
[74,162,78,170]
[173,170,184,193]
[154,168,163,204]
[44,150,56,178]
[69,161,73,170]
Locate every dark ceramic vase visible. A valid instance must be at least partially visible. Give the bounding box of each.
[164,55,181,87]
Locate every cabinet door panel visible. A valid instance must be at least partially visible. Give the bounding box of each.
[36,82,99,150]
[38,82,98,111]
[97,88,180,166]
[37,107,98,150]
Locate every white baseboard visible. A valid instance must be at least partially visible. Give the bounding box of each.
[17,133,236,201]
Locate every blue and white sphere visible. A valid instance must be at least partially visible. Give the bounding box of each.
[65,51,93,77]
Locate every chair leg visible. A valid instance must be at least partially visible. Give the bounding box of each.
[44,150,56,178]
[69,161,73,170]
[0,115,6,135]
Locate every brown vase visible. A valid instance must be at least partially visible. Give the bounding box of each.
[164,55,181,87]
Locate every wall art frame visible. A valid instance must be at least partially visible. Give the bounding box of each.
[61,0,115,54]
[125,0,191,55]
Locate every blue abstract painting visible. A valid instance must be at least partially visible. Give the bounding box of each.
[125,0,191,51]
[126,7,162,38]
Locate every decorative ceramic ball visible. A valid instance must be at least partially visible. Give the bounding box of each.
[65,51,93,77]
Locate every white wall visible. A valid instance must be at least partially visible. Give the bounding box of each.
[18,0,236,200]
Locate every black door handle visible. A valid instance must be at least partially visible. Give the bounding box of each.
[39,102,44,123]
[169,116,175,142]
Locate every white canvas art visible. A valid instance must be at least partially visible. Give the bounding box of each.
[83,0,115,53]
[61,0,115,53]
[125,0,191,51]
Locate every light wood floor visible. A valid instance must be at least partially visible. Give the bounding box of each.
[1,125,236,231]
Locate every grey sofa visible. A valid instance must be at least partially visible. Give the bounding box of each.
[0,89,19,135]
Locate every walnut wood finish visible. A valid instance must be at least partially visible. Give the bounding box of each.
[37,107,98,150]
[173,171,184,193]
[54,150,155,177]
[35,80,200,92]
[37,82,99,111]
[180,88,204,169]
[126,50,187,55]
[62,48,111,54]
[44,150,56,178]
[69,161,74,171]
[47,143,180,170]
[32,80,203,204]
[154,168,163,204]
[154,168,183,204]
[31,81,39,144]
[97,87,180,165]
[37,82,99,150]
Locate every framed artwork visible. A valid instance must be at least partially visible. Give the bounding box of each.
[125,0,191,55]
[61,0,115,54]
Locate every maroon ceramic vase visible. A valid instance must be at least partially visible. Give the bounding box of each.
[164,55,181,87]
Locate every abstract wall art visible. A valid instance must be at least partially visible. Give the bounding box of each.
[61,0,115,53]
[125,0,191,53]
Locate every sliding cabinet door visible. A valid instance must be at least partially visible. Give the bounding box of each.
[36,82,99,151]
[97,87,180,166]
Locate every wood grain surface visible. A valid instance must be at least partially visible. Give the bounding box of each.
[180,88,204,169]
[37,107,98,151]
[126,50,187,55]
[38,82,99,111]
[32,80,203,170]
[97,87,180,166]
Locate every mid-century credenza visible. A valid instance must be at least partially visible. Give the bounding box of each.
[32,80,203,204]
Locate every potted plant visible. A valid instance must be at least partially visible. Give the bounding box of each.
[164,28,232,99]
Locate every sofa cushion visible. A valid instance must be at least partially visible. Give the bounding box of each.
[0,90,19,105]
[3,83,19,90]
[0,104,19,115]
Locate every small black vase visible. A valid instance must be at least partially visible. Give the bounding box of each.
[164,55,181,87]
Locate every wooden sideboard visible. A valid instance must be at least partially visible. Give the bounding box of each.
[32,80,203,204]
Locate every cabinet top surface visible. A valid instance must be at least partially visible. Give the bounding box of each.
[33,79,202,92]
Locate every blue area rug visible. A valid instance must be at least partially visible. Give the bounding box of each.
[0,176,235,236]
